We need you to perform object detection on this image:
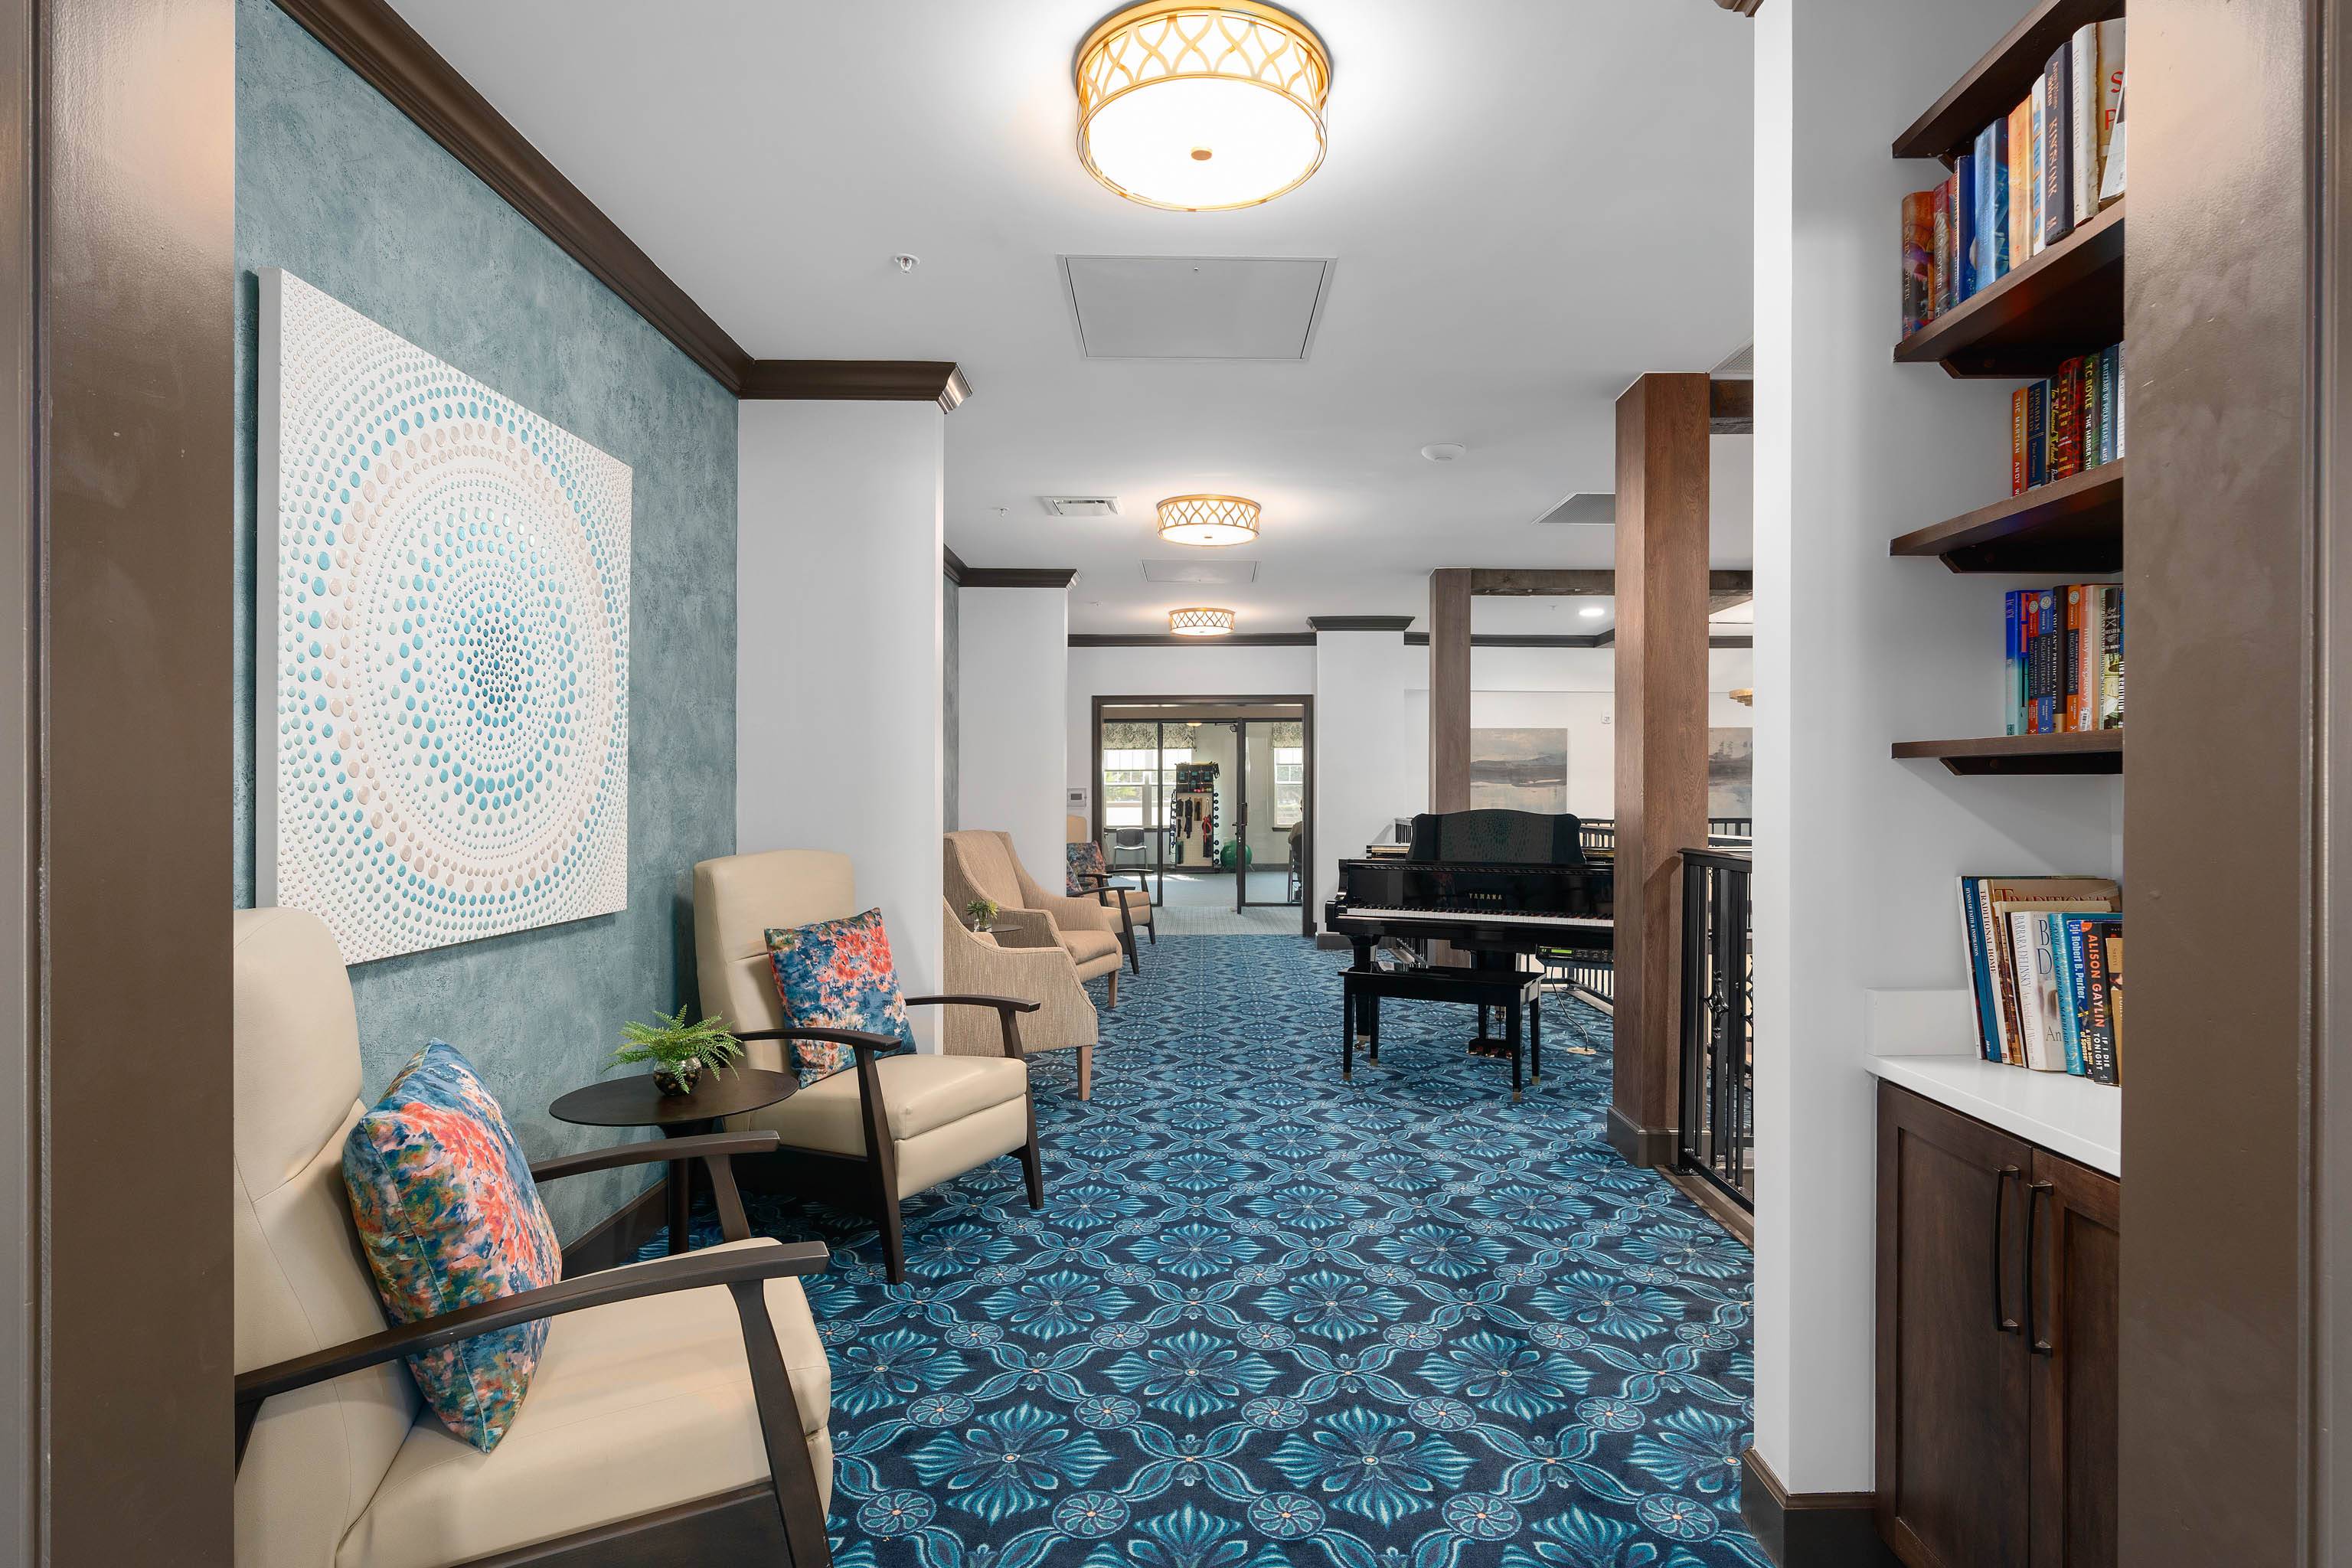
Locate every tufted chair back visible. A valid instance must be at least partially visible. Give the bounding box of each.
[693,850,859,1073]
[232,906,419,1568]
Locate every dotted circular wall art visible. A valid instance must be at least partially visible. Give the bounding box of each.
[259,270,632,963]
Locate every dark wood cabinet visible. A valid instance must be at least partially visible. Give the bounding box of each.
[1875,1082,2119,1568]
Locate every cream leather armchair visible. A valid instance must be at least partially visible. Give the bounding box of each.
[694,850,1043,1285]
[232,906,835,1568]
[1067,813,1155,955]
[946,829,1127,1005]
[941,899,1100,1099]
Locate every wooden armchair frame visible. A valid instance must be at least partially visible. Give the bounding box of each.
[736,992,1042,1285]
[234,1130,835,1568]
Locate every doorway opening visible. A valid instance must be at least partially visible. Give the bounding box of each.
[1089,695,1314,937]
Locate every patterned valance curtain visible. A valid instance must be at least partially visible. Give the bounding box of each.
[1102,722,1159,750]
[1269,721,1304,747]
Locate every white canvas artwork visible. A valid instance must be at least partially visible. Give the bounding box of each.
[259,270,632,962]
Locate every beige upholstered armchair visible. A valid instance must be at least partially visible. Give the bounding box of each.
[232,907,835,1567]
[694,850,1042,1284]
[945,829,1129,1005]
[940,899,1100,1098]
[1067,813,1155,954]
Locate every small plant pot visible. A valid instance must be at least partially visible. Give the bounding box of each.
[652,1058,704,1097]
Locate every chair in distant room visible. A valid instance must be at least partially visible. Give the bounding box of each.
[1067,814,1155,957]
[232,906,837,1567]
[941,898,1101,1098]
[946,829,1129,1004]
[695,850,1044,1284]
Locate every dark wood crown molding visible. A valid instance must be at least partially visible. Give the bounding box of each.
[959,567,1079,589]
[1306,615,1415,632]
[1709,377,1754,433]
[1400,630,1752,650]
[942,546,968,585]
[738,359,971,412]
[1070,632,1315,648]
[269,0,970,410]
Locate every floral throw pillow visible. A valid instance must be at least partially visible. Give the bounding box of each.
[766,907,917,1083]
[1067,839,1109,897]
[342,1041,561,1453]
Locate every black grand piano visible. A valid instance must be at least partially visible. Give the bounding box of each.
[1324,808,1612,1095]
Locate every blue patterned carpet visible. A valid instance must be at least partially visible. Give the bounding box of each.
[652,934,1765,1567]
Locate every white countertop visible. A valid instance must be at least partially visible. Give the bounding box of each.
[1863,990,2122,1175]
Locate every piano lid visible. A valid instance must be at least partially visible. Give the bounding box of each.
[1407,809,1585,868]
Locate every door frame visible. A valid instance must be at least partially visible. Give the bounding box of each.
[1089,694,1315,937]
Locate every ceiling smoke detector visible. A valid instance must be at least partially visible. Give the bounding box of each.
[1420,443,1466,463]
[1040,496,1122,518]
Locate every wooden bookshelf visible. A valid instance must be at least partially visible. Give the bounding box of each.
[1890,460,2124,573]
[1891,730,2122,775]
[1894,204,2124,377]
[1892,0,2127,162]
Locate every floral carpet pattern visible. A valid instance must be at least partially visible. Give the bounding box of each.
[650,934,1765,1567]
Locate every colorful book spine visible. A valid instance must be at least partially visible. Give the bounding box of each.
[1954,152,1978,300]
[2011,388,2028,495]
[1958,878,2001,1060]
[2005,590,2024,734]
[2051,913,2084,1076]
[1932,180,1953,318]
[2008,97,2037,270]
[2035,587,2060,734]
[2050,358,2082,481]
[2064,584,2085,733]
[1975,122,2007,284]
[2115,342,2126,456]
[2070,24,2099,225]
[2097,21,2127,201]
[2098,585,2125,729]
[1901,191,1936,338]
[2043,46,2075,247]
[2079,356,2102,471]
[2025,380,2049,488]
[2096,929,2123,1084]
[2102,343,2122,460]
[2030,77,2049,256]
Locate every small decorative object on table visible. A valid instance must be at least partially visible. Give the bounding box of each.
[613,1005,744,1097]
[965,897,999,934]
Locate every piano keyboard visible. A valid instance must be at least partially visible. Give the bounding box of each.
[1341,906,1612,933]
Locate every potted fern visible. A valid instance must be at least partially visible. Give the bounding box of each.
[614,1005,745,1096]
[965,897,1000,934]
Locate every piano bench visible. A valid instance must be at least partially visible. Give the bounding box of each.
[1339,963,1544,1099]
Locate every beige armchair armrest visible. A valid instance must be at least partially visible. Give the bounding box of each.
[988,907,1060,949]
[940,906,1099,1057]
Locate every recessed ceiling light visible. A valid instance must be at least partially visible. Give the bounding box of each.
[1157,494,1261,547]
[1074,2,1333,212]
[1420,443,1466,462]
[1169,606,1236,636]
[1579,605,1606,619]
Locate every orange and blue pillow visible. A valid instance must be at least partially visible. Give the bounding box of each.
[1067,839,1109,897]
[766,907,916,1083]
[341,1041,561,1453]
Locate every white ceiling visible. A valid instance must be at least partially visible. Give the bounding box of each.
[387,0,1756,635]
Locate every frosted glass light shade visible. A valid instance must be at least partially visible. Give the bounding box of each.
[1075,2,1332,212]
[1168,607,1237,635]
[1157,494,1262,547]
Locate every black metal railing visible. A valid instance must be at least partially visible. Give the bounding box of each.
[1677,848,1754,1210]
[1579,818,1616,857]
[1707,816,1753,842]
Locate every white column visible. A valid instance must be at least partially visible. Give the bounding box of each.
[957,585,1070,880]
[737,400,944,1046]
[1751,0,2122,1494]
[1312,629,1425,910]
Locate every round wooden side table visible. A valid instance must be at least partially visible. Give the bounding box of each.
[549,1067,800,1255]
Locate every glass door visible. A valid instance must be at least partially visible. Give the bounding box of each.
[1236,716,1307,909]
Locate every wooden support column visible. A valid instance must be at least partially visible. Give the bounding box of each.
[1608,373,1711,1168]
[1427,568,1472,812]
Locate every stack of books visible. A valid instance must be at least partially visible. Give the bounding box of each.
[1901,18,2127,338]
[2005,584,2123,735]
[2012,345,2123,492]
[1958,875,2123,1083]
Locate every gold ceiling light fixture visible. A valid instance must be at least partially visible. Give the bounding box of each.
[1156,493,1262,547]
[1168,606,1237,636]
[1074,1,1334,212]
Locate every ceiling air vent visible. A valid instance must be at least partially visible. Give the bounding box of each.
[1532,492,1615,526]
[1040,496,1121,518]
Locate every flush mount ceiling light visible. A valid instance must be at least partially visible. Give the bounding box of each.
[1579,605,1607,619]
[1074,1,1333,212]
[1168,606,1237,635]
[1156,493,1262,547]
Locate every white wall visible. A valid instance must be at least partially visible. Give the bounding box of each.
[958,586,1070,879]
[1314,630,1426,908]
[1751,0,2124,1494]
[737,400,944,1046]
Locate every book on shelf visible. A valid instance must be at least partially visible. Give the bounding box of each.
[2004,583,2123,736]
[1897,21,2125,341]
[2009,344,2124,495]
[1958,876,2122,1081]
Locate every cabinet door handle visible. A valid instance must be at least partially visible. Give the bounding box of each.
[2025,1178,2055,1356]
[1992,1164,2022,1334]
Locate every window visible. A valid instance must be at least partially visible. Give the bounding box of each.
[1272,746,1305,828]
[1100,744,1192,830]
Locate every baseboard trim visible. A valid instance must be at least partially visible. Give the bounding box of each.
[1659,1165,1755,1247]
[1740,1449,1893,1567]
[560,1176,670,1276]
[1605,1106,1676,1168]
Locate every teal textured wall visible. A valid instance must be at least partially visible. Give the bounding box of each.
[234,0,737,1237]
